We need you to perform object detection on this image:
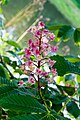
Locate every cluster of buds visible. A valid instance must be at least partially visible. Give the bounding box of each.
[19,22,58,87]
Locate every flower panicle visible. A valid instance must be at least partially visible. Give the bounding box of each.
[19,21,58,87]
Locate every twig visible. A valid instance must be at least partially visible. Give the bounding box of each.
[16,16,43,43]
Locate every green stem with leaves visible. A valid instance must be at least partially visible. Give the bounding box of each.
[58,91,77,114]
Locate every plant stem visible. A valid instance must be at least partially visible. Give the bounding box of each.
[37,36,50,112]
[38,35,41,93]
[58,91,77,114]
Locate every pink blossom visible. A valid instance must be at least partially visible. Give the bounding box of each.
[19,80,24,87]
[28,39,33,46]
[41,37,48,43]
[29,26,37,33]
[51,68,57,75]
[41,72,49,76]
[35,30,41,38]
[28,39,36,50]
[36,68,42,75]
[33,48,40,56]
[35,39,40,46]
[28,76,35,84]
[31,42,36,50]
[25,48,32,58]
[41,43,49,51]
[48,33,55,41]
[48,60,56,67]
[42,29,49,35]
[51,46,58,52]
[43,43,49,49]
[26,60,33,66]
[38,21,45,29]
[23,21,57,85]
[43,51,48,56]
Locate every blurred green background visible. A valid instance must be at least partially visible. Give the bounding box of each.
[1,0,80,55]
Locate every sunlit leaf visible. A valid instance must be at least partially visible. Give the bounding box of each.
[74,28,80,46]
[64,55,80,63]
[7,40,21,49]
[50,55,80,76]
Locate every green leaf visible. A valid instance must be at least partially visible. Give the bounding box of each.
[14,69,23,75]
[3,56,11,64]
[0,95,46,113]
[0,64,9,79]
[64,55,80,63]
[10,61,17,69]
[77,87,80,95]
[0,64,7,78]
[50,94,68,112]
[52,103,62,113]
[0,76,17,86]
[50,55,80,76]
[0,86,18,99]
[0,7,2,14]
[74,28,80,46]
[5,0,9,5]
[65,74,75,81]
[74,62,80,69]
[50,94,68,104]
[51,110,70,120]
[16,87,34,96]
[77,75,80,83]
[56,84,75,96]
[7,40,21,49]
[10,114,44,120]
[40,113,56,120]
[48,24,64,31]
[48,24,74,42]
[67,101,80,118]
[57,25,74,41]
[7,51,22,65]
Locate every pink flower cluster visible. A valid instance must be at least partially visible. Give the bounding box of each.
[19,22,58,87]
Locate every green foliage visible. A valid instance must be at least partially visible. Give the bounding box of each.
[74,28,80,46]
[48,24,80,47]
[6,40,21,50]
[0,64,9,78]
[0,76,17,86]
[50,55,80,76]
[64,55,80,63]
[0,86,18,99]
[67,101,80,118]
[1,0,9,5]
[57,25,74,42]
[7,50,22,65]
[0,95,46,113]
[56,84,75,96]
[49,0,80,27]
[10,114,44,120]
[0,22,80,120]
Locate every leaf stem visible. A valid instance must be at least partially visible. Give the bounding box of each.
[58,91,77,114]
